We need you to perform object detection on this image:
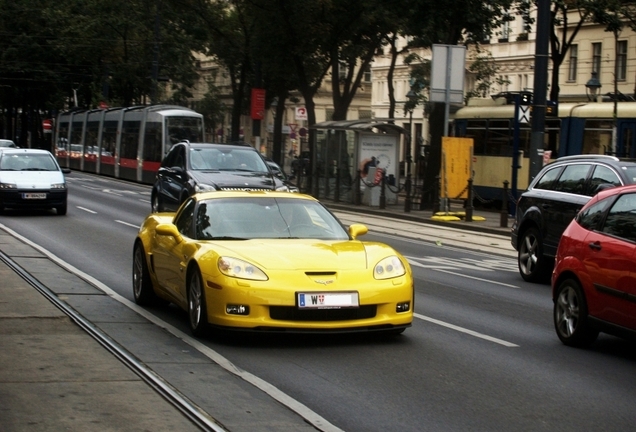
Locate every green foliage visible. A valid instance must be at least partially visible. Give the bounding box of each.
[464,50,510,101]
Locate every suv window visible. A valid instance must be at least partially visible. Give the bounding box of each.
[576,198,612,230]
[602,193,636,242]
[553,164,591,194]
[588,165,621,195]
[534,166,562,190]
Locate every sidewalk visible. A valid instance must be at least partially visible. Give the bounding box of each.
[0,202,513,432]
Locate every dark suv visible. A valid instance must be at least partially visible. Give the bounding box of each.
[511,155,636,282]
[151,141,289,212]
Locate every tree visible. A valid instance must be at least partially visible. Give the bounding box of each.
[464,49,511,102]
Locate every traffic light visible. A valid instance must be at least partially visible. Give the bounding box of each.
[520,92,533,105]
[546,100,558,117]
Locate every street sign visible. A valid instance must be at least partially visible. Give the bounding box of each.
[518,106,530,123]
[42,119,53,133]
[295,107,307,121]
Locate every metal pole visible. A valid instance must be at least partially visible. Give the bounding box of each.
[529,0,550,183]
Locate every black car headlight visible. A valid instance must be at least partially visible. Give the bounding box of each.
[195,183,216,193]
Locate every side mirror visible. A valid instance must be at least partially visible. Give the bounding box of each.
[348,223,368,239]
[155,223,183,243]
[62,168,71,174]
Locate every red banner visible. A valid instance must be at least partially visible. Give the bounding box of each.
[250,88,266,120]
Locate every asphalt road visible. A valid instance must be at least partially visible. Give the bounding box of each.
[2,171,636,432]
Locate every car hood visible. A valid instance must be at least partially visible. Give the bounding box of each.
[190,170,276,189]
[206,240,371,271]
[0,171,65,188]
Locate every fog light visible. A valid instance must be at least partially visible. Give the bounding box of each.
[396,302,410,312]
[226,304,250,315]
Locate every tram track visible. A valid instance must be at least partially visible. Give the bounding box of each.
[0,249,228,432]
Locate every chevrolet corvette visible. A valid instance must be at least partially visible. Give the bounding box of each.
[132,191,413,336]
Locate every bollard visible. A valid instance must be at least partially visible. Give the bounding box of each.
[404,174,412,213]
[500,180,509,228]
[466,178,474,222]
[380,172,386,209]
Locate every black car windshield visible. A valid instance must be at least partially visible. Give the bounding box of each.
[621,166,636,184]
[195,197,350,240]
[190,147,268,172]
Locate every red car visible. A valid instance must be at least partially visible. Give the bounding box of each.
[552,184,636,347]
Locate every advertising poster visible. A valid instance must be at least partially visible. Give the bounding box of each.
[357,133,398,181]
[441,137,473,200]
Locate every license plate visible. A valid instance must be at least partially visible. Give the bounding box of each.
[297,292,359,309]
[22,193,47,199]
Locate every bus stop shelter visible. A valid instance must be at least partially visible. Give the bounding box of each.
[307,119,408,205]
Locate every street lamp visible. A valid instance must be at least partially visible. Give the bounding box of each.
[585,72,602,102]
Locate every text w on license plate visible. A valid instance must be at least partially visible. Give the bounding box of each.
[298,292,359,309]
[22,193,47,199]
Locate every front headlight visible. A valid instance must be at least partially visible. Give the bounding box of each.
[51,183,66,189]
[195,183,216,193]
[218,256,268,281]
[0,182,16,189]
[374,255,406,280]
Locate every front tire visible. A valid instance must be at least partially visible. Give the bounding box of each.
[188,268,209,337]
[56,202,67,215]
[554,278,598,347]
[151,190,163,213]
[132,241,158,305]
[518,227,549,282]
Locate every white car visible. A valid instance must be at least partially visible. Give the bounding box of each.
[0,139,17,148]
[0,149,70,215]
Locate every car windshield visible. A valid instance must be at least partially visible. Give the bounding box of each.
[195,197,350,240]
[621,166,636,184]
[189,147,268,172]
[0,153,58,171]
[0,140,16,148]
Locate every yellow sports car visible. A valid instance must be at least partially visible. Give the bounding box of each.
[132,191,413,336]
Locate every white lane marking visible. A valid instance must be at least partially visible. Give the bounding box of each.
[407,259,520,289]
[102,189,123,196]
[115,220,139,229]
[138,198,150,204]
[0,224,344,432]
[414,313,519,347]
[76,206,97,214]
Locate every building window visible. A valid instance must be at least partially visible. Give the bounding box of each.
[592,42,602,74]
[568,44,578,81]
[617,40,627,81]
[363,65,371,83]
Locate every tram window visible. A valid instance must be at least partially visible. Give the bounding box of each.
[70,121,84,146]
[85,121,99,151]
[534,166,562,190]
[143,121,162,162]
[553,164,592,194]
[588,165,621,195]
[465,120,487,155]
[121,120,140,159]
[57,123,69,150]
[583,120,613,154]
[102,121,118,157]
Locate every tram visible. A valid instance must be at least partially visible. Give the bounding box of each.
[453,97,636,201]
[54,105,204,184]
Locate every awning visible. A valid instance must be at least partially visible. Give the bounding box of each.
[310,119,408,135]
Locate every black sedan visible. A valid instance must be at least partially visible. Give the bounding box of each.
[151,141,290,212]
